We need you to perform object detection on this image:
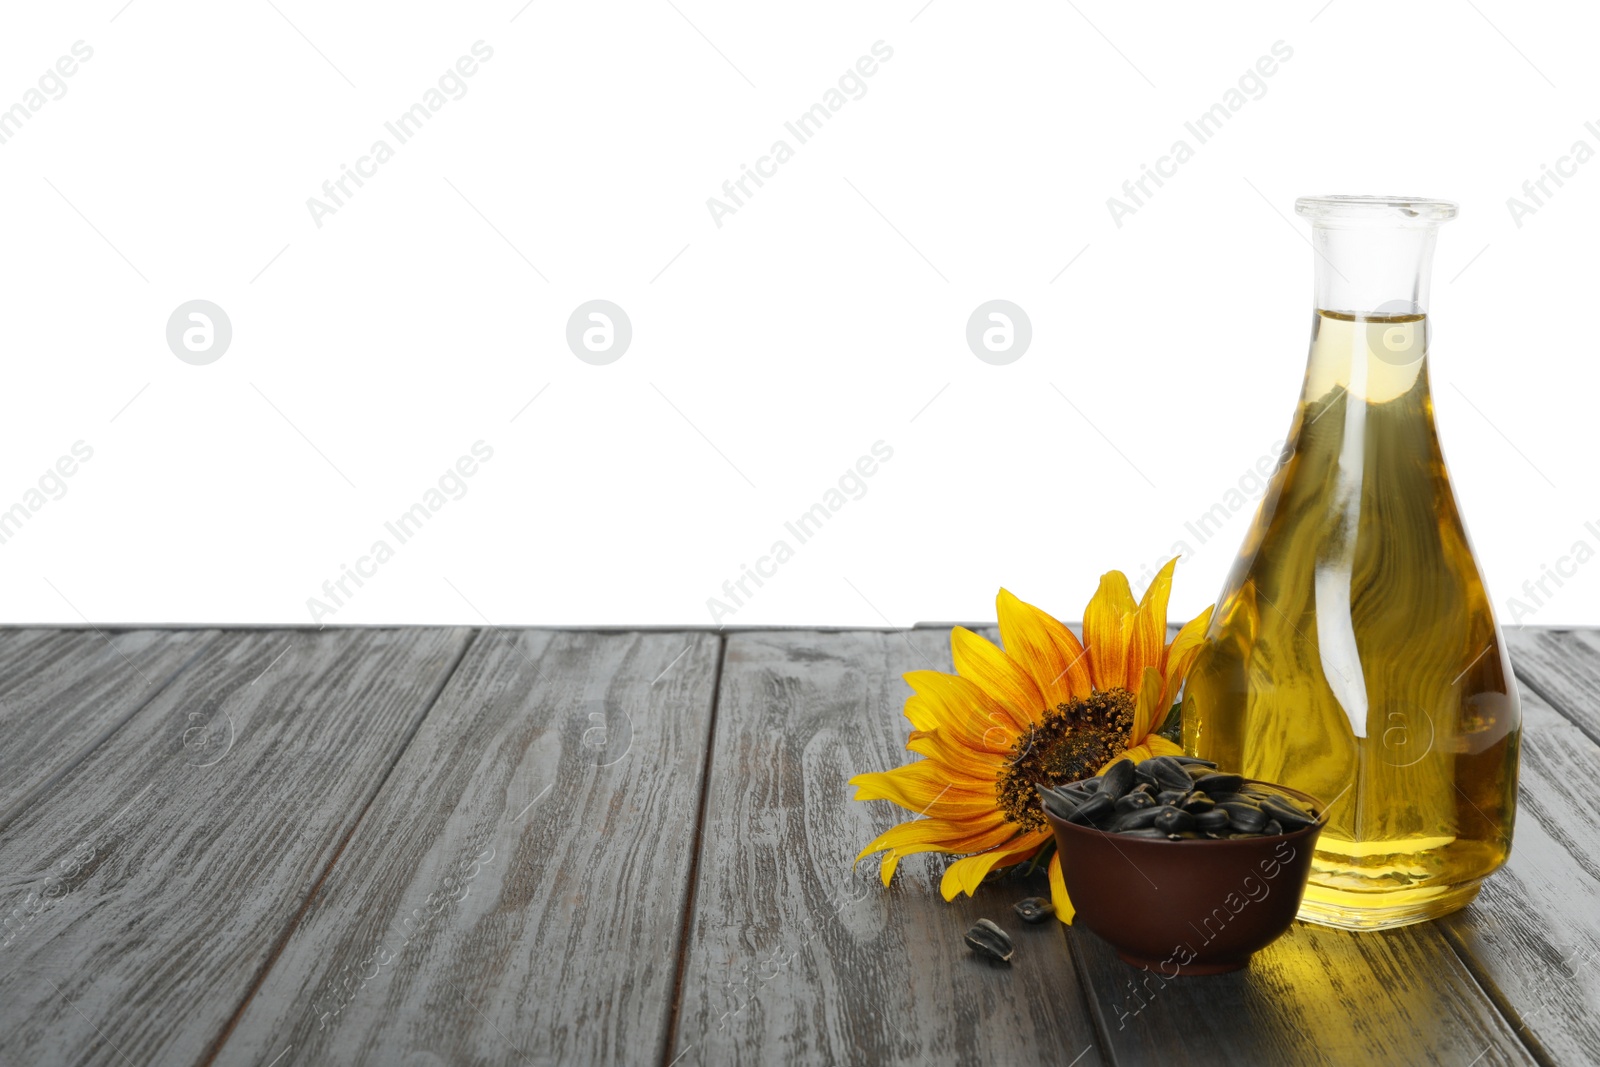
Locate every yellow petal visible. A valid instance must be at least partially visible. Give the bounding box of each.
[903,671,1020,754]
[856,813,1012,862]
[1144,735,1183,757]
[907,728,1007,781]
[1082,571,1137,693]
[939,832,1050,900]
[950,627,1043,730]
[1127,558,1177,689]
[1112,743,1150,768]
[1048,852,1076,924]
[848,764,996,818]
[857,816,1019,886]
[996,588,1093,706]
[1130,665,1166,742]
[1163,604,1214,705]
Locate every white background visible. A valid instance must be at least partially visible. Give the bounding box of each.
[0,0,1594,628]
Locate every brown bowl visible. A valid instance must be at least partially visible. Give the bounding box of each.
[1044,779,1324,975]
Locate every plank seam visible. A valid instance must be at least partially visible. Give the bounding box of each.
[1064,928,1119,1067]
[658,632,728,1067]
[1436,923,1557,1067]
[194,627,482,1067]
[0,630,225,837]
[1510,640,1600,751]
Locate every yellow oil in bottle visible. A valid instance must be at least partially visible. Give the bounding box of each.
[1182,309,1521,930]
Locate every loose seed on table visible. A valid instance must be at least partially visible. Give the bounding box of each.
[965,919,1014,963]
[1014,897,1055,924]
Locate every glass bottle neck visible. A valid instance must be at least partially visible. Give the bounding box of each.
[1310,221,1440,319]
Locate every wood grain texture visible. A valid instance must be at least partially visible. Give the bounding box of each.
[1506,628,1600,745]
[671,630,1107,1067]
[0,627,472,1067]
[0,628,216,828]
[211,630,722,1067]
[1072,915,1533,1066]
[1436,630,1600,1066]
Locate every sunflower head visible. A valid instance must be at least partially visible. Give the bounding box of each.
[848,558,1214,923]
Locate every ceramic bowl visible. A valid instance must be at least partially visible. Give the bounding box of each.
[1043,780,1325,975]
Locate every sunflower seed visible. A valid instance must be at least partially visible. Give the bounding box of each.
[965,918,1013,963]
[1144,756,1194,791]
[1052,755,1320,841]
[1193,773,1244,794]
[1218,802,1267,833]
[1114,791,1157,813]
[1036,785,1080,821]
[1100,759,1136,799]
[1258,794,1318,828]
[1153,808,1196,834]
[1014,897,1055,924]
[1110,807,1163,832]
[1067,793,1115,828]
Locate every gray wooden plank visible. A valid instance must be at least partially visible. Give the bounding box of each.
[1506,627,1600,745]
[1072,913,1534,1066]
[211,630,722,1067]
[0,628,216,827]
[1432,628,1600,1066]
[670,630,1107,1067]
[0,627,473,1067]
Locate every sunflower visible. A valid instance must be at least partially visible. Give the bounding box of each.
[849,558,1214,923]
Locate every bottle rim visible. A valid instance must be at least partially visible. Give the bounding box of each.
[1295,195,1457,222]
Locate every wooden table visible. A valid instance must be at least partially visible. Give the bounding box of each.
[0,625,1595,1066]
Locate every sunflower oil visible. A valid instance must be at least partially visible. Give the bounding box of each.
[1182,308,1521,930]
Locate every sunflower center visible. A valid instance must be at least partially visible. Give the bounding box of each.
[996,687,1137,831]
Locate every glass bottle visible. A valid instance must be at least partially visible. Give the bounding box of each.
[1182,195,1521,931]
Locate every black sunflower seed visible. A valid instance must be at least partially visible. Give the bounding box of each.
[1060,755,1320,841]
[1014,897,1055,924]
[1100,759,1136,799]
[1258,794,1318,829]
[1218,802,1267,833]
[1114,792,1157,813]
[1067,793,1115,828]
[965,918,1013,963]
[1193,773,1244,794]
[1152,808,1196,834]
[1109,807,1163,832]
[1144,756,1194,791]
[1036,785,1079,821]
